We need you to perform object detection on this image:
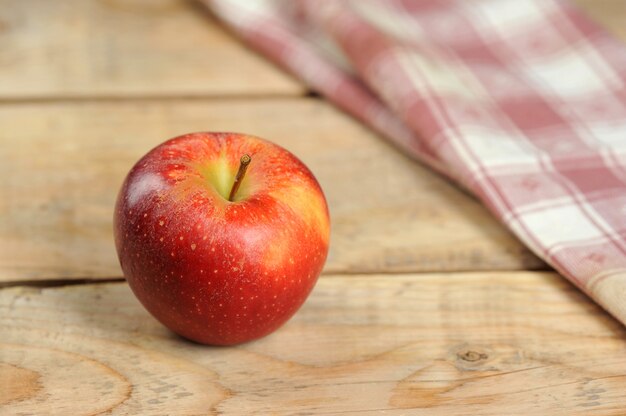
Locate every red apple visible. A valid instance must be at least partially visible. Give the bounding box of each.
[114,132,330,345]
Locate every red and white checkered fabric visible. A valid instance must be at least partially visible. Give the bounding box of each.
[202,0,626,324]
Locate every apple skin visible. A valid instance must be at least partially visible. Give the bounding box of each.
[114,132,330,345]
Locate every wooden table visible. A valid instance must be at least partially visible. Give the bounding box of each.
[2,1,626,414]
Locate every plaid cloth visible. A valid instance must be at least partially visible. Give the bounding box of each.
[203,0,626,325]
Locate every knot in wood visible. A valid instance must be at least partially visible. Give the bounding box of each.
[457,350,488,362]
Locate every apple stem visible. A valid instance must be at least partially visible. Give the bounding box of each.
[228,154,252,201]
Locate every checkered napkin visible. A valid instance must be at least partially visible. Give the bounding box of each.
[202,0,626,324]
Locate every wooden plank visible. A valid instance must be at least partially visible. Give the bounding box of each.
[2,271,626,414]
[0,1,623,101]
[0,0,303,99]
[0,98,543,282]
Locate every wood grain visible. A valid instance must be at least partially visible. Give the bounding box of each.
[0,98,543,282]
[0,0,303,99]
[2,272,626,415]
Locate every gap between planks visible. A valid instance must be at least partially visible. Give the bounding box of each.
[0,268,554,290]
[0,277,126,290]
[0,91,319,105]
